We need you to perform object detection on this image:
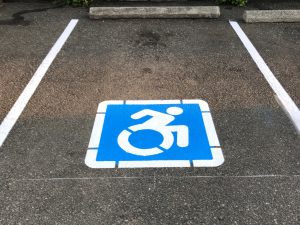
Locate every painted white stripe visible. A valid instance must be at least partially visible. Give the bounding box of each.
[118,160,191,168]
[230,21,300,134]
[125,100,181,105]
[0,19,79,147]
[85,149,115,168]
[202,113,220,147]
[193,148,224,167]
[88,114,105,148]
[97,100,124,113]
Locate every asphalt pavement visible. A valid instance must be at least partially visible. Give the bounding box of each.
[0,2,299,225]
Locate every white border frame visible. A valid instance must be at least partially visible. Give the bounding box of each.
[85,100,224,168]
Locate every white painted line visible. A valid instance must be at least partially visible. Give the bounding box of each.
[125,100,181,105]
[0,19,79,147]
[88,114,105,149]
[230,21,300,134]
[202,113,220,147]
[85,149,115,168]
[118,160,191,168]
[182,99,210,111]
[97,100,124,113]
[193,148,224,167]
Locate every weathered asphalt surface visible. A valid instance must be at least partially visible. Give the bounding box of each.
[0,3,299,225]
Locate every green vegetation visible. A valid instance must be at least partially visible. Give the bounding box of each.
[65,0,248,8]
[217,0,247,6]
[67,0,92,7]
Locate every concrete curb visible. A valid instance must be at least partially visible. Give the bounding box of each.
[89,6,220,19]
[243,10,300,23]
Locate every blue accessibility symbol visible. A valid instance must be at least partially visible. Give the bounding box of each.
[85,100,224,168]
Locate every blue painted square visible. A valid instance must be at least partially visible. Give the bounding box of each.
[96,103,212,162]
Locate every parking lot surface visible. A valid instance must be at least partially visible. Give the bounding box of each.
[0,3,299,225]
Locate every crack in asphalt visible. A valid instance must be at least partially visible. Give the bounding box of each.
[4,174,300,183]
[0,3,65,26]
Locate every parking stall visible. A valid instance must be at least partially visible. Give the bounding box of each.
[0,3,299,224]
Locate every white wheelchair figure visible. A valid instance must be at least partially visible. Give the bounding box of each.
[117,107,189,156]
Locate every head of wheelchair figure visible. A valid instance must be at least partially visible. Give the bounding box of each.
[166,107,183,116]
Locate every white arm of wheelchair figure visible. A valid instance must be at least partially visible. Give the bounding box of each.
[131,109,156,120]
